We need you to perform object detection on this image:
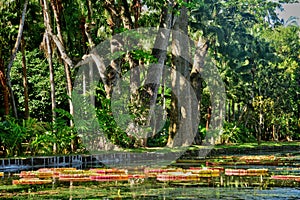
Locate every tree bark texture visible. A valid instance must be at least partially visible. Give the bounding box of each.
[144,0,174,137]
[168,3,193,147]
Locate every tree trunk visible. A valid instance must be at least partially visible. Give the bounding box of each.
[206,106,212,131]
[21,35,29,119]
[84,0,95,49]
[42,0,57,153]
[144,0,174,138]
[50,0,76,151]
[102,0,140,100]
[80,17,88,53]
[80,0,95,108]
[120,0,133,30]
[168,85,179,146]
[190,39,208,144]
[132,0,141,28]
[0,58,9,116]
[297,78,300,134]
[258,111,262,145]
[103,0,123,98]
[47,34,57,153]
[228,100,231,122]
[6,0,28,118]
[237,103,241,120]
[50,0,74,121]
[272,124,278,141]
[167,2,192,147]
[231,99,235,121]
[121,0,144,146]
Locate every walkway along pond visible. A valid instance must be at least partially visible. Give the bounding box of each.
[0,151,184,172]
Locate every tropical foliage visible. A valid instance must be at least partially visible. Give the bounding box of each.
[0,0,299,156]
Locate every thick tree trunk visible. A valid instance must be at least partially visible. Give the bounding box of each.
[21,35,29,119]
[144,0,174,140]
[167,3,192,147]
[6,0,28,118]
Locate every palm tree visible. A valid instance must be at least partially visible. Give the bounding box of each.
[284,16,299,27]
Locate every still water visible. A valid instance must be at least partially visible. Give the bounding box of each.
[1,152,300,199]
[1,175,300,199]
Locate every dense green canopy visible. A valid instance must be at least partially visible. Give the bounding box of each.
[0,0,299,156]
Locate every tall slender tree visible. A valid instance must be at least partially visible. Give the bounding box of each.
[41,0,57,152]
[6,0,28,118]
[21,35,29,119]
[49,0,76,151]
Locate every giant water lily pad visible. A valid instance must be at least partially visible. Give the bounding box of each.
[12,178,52,185]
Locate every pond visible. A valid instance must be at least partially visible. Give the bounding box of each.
[1,151,300,199]
[1,175,300,199]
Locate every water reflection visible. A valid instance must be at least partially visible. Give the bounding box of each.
[1,152,300,199]
[1,174,300,199]
[129,186,300,199]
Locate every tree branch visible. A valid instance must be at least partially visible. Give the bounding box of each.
[6,0,29,118]
[48,32,74,68]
